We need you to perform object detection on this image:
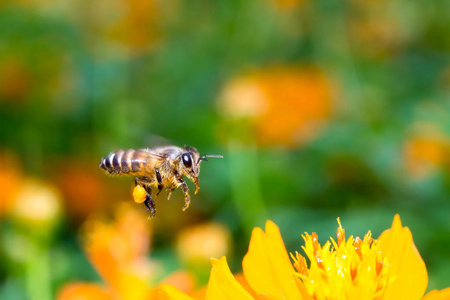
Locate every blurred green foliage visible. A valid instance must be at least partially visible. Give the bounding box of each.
[1,0,450,299]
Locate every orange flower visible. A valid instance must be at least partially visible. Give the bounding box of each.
[78,203,154,300]
[270,0,306,12]
[0,57,31,102]
[404,123,450,178]
[201,215,448,300]
[56,283,114,300]
[0,152,22,217]
[55,160,117,221]
[57,203,198,300]
[88,0,165,54]
[219,67,335,147]
[347,0,411,58]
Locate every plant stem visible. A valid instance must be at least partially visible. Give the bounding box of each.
[227,140,267,236]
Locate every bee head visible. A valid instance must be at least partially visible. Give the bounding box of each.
[180,146,223,194]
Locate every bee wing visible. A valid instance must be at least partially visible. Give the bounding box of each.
[122,149,168,174]
[140,150,167,160]
[135,150,169,165]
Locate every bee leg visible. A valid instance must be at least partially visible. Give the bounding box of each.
[178,178,190,211]
[143,186,156,218]
[166,186,175,200]
[155,169,163,197]
[135,177,153,187]
[144,195,156,218]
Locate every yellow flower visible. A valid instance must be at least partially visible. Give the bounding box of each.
[176,222,231,266]
[422,288,450,300]
[11,179,63,232]
[200,215,448,300]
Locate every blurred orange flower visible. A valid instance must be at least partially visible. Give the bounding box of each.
[219,67,335,147]
[168,215,448,300]
[404,123,450,178]
[56,283,113,300]
[89,0,164,54]
[347,0,413,58]
[57,203,199,300]
[55,160,115,221]
[0,57,32,102]
[0,152,22,217]
[270,0,306,12]
[78,203,153,300]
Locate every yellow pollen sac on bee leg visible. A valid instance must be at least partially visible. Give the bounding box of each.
[133,185,147,203]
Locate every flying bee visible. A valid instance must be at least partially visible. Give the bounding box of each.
[99,145,223,217]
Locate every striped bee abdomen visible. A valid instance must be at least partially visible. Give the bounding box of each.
[99,149,144,175]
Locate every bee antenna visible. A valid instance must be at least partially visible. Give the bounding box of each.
[200,154,223,162]
[205,154,223,158]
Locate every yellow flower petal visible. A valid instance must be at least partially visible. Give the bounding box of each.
[159,284,195,300]
[378,214,428,300]
[206,257,254,300]
[422,287,450,300]
[242,220,307,299]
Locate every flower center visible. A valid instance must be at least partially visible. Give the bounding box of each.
[291,219,391,299]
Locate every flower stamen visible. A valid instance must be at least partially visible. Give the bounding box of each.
[293,219,392,299]
[336,218,345,247]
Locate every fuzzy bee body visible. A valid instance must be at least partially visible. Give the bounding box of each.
[99,145,222,218]
[100,149,167,177]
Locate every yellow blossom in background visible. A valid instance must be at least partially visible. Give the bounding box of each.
[198,215,448,300]
[219,67,335,147]
[177,222,231,266]
[176,222,231,292]
[11,179,63,232]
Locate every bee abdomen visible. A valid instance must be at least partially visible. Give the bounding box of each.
[100,149,137,175]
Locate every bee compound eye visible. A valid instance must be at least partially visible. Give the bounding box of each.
[182,153,192,168]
